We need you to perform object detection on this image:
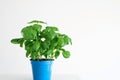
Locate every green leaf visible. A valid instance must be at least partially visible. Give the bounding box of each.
[20,39,24,47]
[62,51,70,58]
[69,38,72,45]
[28,20,47,24]
[48,31,56,40]
[46,26,59,31]
[39,48,46,54]
[49,37,58,49]
[41,28,56,40]
[58,38,65,47]
[26,51,31,58]
[25,41,33,51]
[32,24,42,32]
[25,41,33,47]
[31,52,36,60]
[11,38,24,44]
[55,51,60,59]
[46,49,53,55]
[21,26,37,40]
[32,41,40,51]
[42,40,50,49]
[63,35,72,45]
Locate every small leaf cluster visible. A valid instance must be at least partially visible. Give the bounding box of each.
[11,20,72,60]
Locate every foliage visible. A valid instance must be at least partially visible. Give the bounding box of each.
[11,20,72,60]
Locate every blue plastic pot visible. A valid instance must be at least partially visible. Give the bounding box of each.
[31,60,53,80]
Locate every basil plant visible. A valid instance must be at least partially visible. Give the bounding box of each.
[11,20,72,60]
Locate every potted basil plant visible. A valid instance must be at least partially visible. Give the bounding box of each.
[11,20,72,80]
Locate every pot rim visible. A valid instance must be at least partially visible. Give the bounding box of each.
[30,59,54,61]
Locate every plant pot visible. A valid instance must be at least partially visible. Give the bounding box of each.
[31,60,53,80]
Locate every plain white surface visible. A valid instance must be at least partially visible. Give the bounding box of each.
[1,0,120,80]
[0,74,80,80]
[0,74,32,80]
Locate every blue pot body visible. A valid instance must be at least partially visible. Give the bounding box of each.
[31,60,53,80]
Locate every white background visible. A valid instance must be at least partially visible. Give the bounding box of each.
[1,0,120,80]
